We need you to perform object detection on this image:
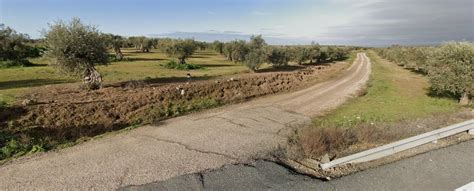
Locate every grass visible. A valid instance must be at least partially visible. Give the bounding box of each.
[0,49,249,104]
[313,51,459,128]
[292,51,461,159]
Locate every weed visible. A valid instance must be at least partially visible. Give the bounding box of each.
[162,60,202,70]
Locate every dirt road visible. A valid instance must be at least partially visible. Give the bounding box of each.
[0,53,371,190]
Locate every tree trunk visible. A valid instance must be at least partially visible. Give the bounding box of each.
[179,57,186,64]
[114,48,123,60]
[459,92,470,106]
[83,67,102,90]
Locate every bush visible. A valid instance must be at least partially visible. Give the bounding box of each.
[162,60,202,70]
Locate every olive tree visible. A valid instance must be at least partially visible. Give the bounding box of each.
[223,40,249,62]
[0,24,40,67]
[308,43,322,63]
[267,47,291,67]
[244,48,266,72]
[249,35,266,49]
[291,46,310,65]
[129,36,153,52]
[212,40,224,54]
[427,41,474,105]
[44,18,109,90]
[242,36,267,71]
[163,39,197,64]
[104,33,124,60]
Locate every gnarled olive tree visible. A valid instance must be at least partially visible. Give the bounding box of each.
[163,39,197,64]
[45,18,109,90]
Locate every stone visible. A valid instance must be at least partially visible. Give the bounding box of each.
[320,154,330,163]
[22,99,36,106]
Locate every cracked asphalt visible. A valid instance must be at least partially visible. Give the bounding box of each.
[123,140,474,191]
[0,54,371,190]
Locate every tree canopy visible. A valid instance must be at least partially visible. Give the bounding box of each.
[44,18,109,90]
[163,39,197,64]
[0,24,41,67]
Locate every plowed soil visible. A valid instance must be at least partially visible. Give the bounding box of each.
[0,63,348,147]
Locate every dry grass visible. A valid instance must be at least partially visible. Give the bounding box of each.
[289,111,473,160]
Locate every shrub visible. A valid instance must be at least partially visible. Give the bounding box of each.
[162,60,202,70]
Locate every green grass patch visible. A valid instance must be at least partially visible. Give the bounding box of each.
[313,51,459,128]
[162,60,202,70]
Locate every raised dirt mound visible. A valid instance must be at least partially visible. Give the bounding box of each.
[0,63,347,148]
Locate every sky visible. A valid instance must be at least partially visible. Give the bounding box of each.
[1,0,473,46]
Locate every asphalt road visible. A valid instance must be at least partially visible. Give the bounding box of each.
[0,53,371,190]
[123,139,474,191]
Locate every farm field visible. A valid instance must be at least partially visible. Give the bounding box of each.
[0,49,249,104]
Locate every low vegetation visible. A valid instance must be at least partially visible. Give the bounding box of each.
[162,60,202,70]
[286,51,461,160]
[377,42,473,105]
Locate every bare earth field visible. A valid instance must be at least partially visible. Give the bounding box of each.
[0,53,369,189]
[1,59,348,158]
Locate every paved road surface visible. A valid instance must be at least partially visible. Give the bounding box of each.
[124,139,474,191]
[0,54,371,190]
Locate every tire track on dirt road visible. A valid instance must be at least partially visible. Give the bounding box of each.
[0,53,371,190]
